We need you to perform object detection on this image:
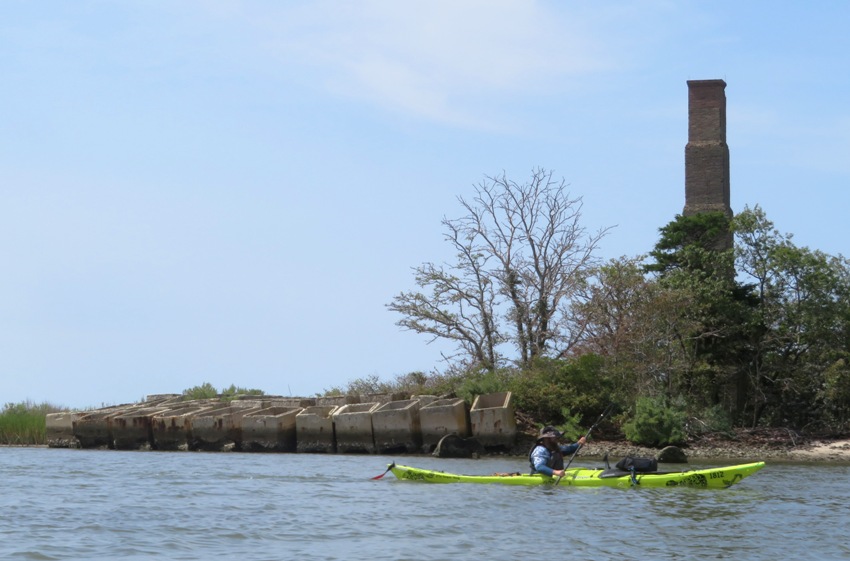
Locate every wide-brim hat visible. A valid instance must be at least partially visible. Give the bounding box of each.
[538,425,563,440]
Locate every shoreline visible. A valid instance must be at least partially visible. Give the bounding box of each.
[8,432,850,464]
[7,442,849,464]
[505,427,850,464]
[575,438,850,464]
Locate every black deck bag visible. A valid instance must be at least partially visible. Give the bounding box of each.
[615,456,658,473]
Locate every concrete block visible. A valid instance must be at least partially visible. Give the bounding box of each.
[144,394,182,405]
[151,404,212,451]
[372,399,422,454]
[73,406,125,449]
[362,392,408,404]
[111,406,169,450]
[316,395,360,407]
[420,398,470,449]
[333,402,379,454]
[228,399,267,409]
[189,404,263,451]
[45,412,82,448]
[296,405,338,453]
[268,397,316,408]
[411,395,439,407]
[242,406,302,452]
[470,392,517,449]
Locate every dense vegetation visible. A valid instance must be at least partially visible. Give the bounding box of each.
[0,401,65,445]
[381,171,850,445]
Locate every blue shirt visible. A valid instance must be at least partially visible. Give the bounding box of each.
[530,442,581,476]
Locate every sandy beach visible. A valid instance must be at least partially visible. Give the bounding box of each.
[782,438,850,462]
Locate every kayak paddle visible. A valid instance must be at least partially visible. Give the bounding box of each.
[556,403,615,485]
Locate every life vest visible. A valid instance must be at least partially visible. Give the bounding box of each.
[528,442,565,474]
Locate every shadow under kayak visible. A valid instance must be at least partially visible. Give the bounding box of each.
[386,461,765,489]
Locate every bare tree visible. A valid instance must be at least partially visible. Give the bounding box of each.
[388,168,610,371]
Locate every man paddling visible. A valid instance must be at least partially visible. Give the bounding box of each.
[529,426,586,478]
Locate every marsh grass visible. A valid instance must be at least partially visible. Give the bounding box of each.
[0,401,65,445]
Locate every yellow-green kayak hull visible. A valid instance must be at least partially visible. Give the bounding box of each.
[389,461,765,489]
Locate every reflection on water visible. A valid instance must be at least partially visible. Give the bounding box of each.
[1,448,848,560]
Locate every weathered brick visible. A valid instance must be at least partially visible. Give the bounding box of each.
[684,79,732,222]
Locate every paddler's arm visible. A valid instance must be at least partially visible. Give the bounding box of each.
[560,436,587,456]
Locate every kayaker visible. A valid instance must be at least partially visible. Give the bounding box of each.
[529,425,586,477]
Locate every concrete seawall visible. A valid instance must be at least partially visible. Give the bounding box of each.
[45,392,518,455]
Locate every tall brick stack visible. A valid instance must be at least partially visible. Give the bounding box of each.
[684,79,732,218]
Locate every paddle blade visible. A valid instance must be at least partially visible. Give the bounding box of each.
[371,463,395,480]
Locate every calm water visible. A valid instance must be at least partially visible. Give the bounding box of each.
[2,447,848,561]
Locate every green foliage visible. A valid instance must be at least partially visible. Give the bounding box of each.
[182,382,218,401]
[509,355,610,426]
[643,211,762,424]
[509,369,572,423]
[182,383,265,402]
[555,407,584,441]
[623,396,686,447]
[733,205,850,428]
[821,358,850,429]
[0,401,65,445]
[647,211,733,275]
[455,368,512,403]
[686,404,733,437]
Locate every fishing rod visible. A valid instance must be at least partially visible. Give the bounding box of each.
[556,403,615,485]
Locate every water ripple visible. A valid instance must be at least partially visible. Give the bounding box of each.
[2,449,849,560]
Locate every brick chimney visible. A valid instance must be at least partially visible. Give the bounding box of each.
[684,79,732,218]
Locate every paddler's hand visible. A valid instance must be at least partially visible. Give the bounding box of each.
[553,469,565,477]
[577,436,587,446]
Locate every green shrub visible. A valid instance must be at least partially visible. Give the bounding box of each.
[623,396,686,446]
[687,404,733,437]
[509,355,611,426]
[555,407,585,441]
[182,383,265,402]
[455,368,512,403]
[510,370,573,423]
[182,382,219,400]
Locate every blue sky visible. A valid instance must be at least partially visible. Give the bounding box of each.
[2,1,848,409]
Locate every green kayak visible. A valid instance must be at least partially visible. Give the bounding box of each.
[387,461,765,489]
